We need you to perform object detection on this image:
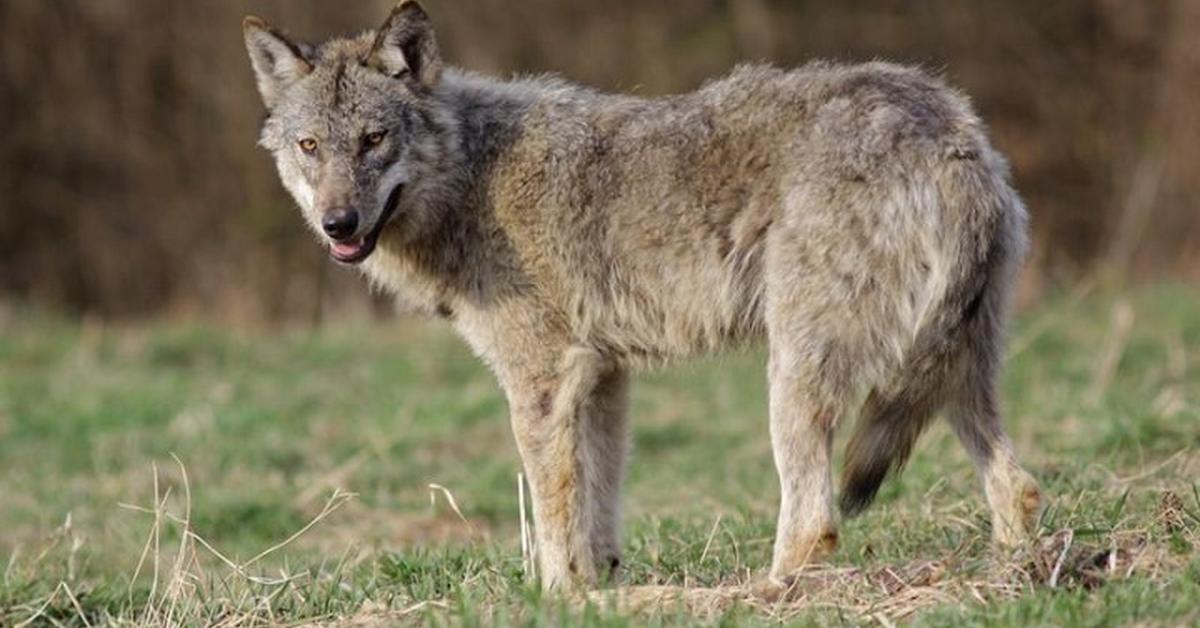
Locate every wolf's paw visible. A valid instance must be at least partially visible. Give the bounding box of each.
[768,528,838,583]
[594,551,623,586]
[993,474,1042,547]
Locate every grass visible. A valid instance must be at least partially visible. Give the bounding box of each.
[1,283,1198,626]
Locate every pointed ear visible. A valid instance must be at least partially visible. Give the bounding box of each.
[243,16,312,109]
[367,1,442,87]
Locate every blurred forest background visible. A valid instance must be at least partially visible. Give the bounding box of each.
[1,0,1197,323]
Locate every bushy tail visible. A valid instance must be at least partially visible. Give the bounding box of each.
[838,376,946,517]
[839,164,1020,518]
[838,261,999,517]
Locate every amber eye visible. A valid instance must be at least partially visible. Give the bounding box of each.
[298,138,318,154]
[364,130,387,148]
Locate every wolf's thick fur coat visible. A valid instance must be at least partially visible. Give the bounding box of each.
[245,1,1041,590]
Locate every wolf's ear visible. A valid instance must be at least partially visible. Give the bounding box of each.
[367,1,442,87]
[243,16,313,109]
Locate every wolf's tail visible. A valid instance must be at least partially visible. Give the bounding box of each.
[838,158,1025,518]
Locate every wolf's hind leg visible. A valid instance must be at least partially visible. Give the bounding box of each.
[947,373,1040,546]
[947,315,1040,546]
[764,341,845,581]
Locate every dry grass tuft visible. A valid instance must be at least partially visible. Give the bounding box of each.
[587,524,1196,623]
[10,458,357,627]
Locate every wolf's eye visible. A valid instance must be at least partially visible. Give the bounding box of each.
[298,138,318,154]
[363,131,387,148]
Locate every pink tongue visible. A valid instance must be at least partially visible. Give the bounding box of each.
[332,239,364,257]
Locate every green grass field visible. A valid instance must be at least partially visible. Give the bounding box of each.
[2,284,1198,626]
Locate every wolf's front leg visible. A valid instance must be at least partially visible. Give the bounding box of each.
[581,367,630,582]
[507,345,617,590]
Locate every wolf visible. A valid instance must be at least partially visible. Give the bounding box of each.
[243,1,1042,590]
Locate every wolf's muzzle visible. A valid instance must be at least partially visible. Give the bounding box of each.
[322,208,360,240]
[326,184,404,265]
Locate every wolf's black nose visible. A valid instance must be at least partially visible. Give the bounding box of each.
[322,208,359,240]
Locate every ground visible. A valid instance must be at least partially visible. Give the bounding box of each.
[1,284,1198,626]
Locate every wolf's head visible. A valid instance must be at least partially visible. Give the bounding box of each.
[244,1,455,264]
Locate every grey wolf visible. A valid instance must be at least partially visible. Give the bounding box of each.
[243,0,1041,590]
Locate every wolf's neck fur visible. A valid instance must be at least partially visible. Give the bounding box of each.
[367,69,573,311]
[436,68,601,173]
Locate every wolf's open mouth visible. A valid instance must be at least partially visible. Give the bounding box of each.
[328,185,404,264]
